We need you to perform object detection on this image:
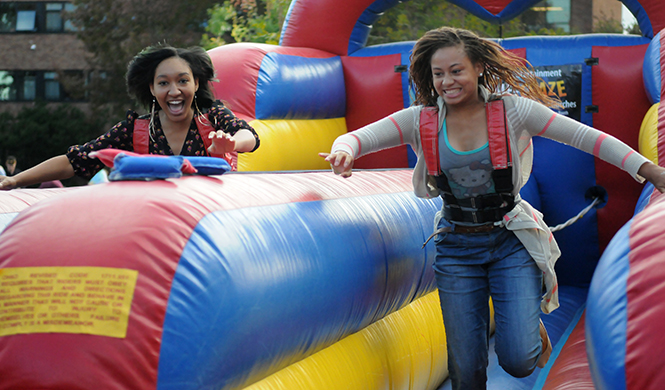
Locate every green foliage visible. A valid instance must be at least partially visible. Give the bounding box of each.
[201,3,237,49]
[0,102,104,182]
[200,0,580,52]
[68,0,219,120]
[201,0,289,49]
[625,21,641,36]
[593,11,623,34]
[367,0,567,45]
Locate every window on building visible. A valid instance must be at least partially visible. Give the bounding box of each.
[44,72,60,100]
[0,70,85,102]
[0,2,77,33]
[522,0,572,33]
[544,0,571,32]
[0,71,17,100]
[45,3,63,32]
[0,72,37,100]
[16,4,37,32]
[0,4,17,32]
[63,3,76,32]
[23,72,37,100]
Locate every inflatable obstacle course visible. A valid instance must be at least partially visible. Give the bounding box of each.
[2,1,665,389]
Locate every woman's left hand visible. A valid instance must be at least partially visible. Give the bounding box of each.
[319,151,355,178]
[638,161,665,193]
[208,131,236,155]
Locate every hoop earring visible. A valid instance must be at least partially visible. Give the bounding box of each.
[194,93,206,126]
[149,97,156,142]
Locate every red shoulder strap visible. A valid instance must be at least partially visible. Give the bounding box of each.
[486,100,511,169]
[196,116,215,151]
[419,106,440,175]
[420,101,510,175]
[133,116,238,171]
[133,119,150,155]
[195,116,238,171]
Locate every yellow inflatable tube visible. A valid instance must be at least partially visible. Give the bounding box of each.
[238,118,348,172]
[243,292,495,390]
[638,103,660,165]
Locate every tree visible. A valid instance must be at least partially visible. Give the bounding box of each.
[592,10,623,34]
[624,21,641,36]
[367,0,565,46]
[201,0,290,49]
[0,101,104,186]
[200,0,569,52]
[68,0,220,121]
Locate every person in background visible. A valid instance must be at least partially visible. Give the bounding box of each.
[4,156,20,176]
[320,27,665,390]
[0,44,260,190]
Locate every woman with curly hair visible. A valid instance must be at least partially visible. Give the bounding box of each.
[0,44,259,190]
[321,27,665,389]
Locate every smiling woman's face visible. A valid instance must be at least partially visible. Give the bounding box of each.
[149,56,199,125]
[430,44,483,108]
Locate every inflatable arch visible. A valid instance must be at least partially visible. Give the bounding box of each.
[1,1,665,389]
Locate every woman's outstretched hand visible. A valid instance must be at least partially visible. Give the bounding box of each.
[638,161,665,193]
[0,176,17,191]
[319,151,354,178]
[208,130,237,155]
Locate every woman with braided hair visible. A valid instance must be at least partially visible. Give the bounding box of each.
[321,27,665,389]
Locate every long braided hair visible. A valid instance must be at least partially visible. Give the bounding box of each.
[410,27,561,108]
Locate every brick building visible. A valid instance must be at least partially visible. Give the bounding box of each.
[0,0,89,115]
[526,0,623,34]
[0,0,625,116]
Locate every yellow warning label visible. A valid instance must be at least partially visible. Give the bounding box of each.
[0,266,138,338]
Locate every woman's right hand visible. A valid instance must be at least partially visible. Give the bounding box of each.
[638,161,665,193]
[0,176,17,191]
[0,155,74,190]
[319,151,355,178]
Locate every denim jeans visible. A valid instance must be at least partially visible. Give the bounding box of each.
[433,219,543,390]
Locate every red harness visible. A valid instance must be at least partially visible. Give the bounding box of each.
[420,99,514,224]
[133,116,238,171]
[420,99,511,176]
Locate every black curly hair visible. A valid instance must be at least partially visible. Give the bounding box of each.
[126,43,217,111]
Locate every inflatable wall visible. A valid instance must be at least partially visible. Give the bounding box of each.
[1,1,665,389]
